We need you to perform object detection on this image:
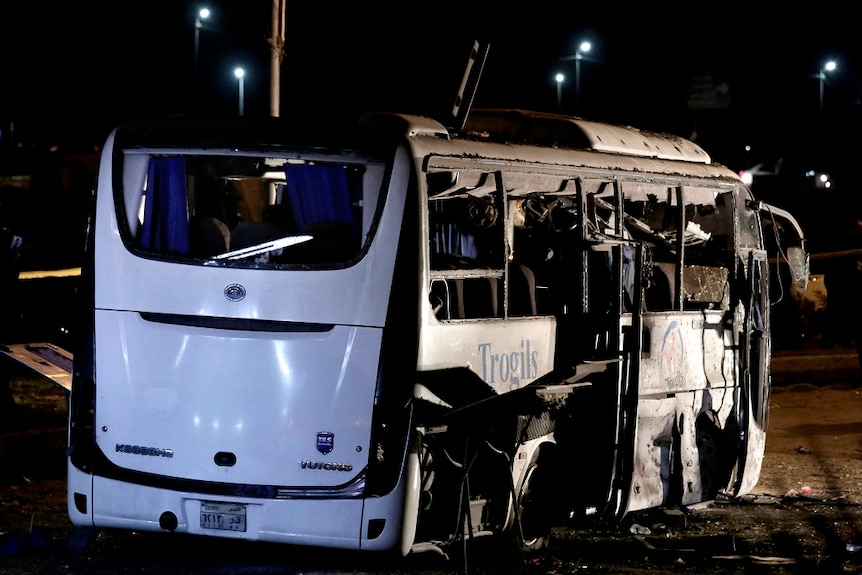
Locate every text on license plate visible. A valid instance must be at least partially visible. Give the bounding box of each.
[200,501,247,532]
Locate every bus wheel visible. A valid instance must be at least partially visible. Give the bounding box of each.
[514,451,554,551]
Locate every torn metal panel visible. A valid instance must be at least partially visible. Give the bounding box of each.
[0,342,72,392]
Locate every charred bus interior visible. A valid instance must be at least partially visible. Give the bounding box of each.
[402,110,807,556]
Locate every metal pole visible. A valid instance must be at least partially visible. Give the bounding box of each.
[193,9,209,106]
[194,17,200,84]
[819,70,826,118]
[818,61,837,119]
[555,73,564,112]
[269,0,286,117]
[575,55,581,108]
[234,68,245,116]
[573,42,591,111]
[239,76,245,116]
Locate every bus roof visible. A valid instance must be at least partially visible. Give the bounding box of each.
[460,109,712,164]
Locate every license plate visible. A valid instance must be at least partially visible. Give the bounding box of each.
[200,501,247,532]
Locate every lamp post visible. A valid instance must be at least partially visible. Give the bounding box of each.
[234,67,245,116]
[555,73,565,112]
[574,41,591,108]
[818,60,837,118]
[193,8,210,88]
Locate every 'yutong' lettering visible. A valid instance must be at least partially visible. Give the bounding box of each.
[299,461,354,472]
[478,339,539,389]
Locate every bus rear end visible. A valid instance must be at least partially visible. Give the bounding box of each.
[67,117,414,551]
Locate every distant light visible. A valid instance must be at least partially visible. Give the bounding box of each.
[555,73,565,83]
[740,170,754,185]
[807,170,832,189]
[824,60,837,73]
[195,8,210,29]
[578,41,592,55]
[234,67,245,79]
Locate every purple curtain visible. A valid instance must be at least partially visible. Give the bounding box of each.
[284,164,356,232]
[430,201,477,259]
[139,157,190,254]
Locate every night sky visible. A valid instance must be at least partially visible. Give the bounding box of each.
[2,1,860,176]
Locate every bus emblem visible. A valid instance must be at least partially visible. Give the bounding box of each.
[316,432,334,454]
[224,283,246,301]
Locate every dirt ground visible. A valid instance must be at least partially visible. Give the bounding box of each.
[1,370,862,574]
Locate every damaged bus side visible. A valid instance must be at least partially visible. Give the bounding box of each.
[62,109,807,557]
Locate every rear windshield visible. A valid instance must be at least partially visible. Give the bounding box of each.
[116,151,386,268]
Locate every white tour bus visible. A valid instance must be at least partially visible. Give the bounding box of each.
[60,107,808,557]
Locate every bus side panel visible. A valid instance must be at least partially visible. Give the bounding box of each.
[734,415,766,496]
[626,312,740,512]
[639,313,734,396]
[627,397,679,510]
[731,252,771,496]
[416,318,556,393]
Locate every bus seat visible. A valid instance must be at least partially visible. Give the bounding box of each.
[292,221,361,264]
[189,216,230,257]
[230,220,283,251]
[452,277,499,319]
[647,262,676,311]
[508,263,537,316]
[430,279,452,320]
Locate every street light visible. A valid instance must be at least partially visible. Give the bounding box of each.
[817,60,837,117]
[555,73,565,112]
[193,8,210,87]
[574,41,591,108]
[234,67,245,116]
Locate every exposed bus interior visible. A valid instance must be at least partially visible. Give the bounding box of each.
[415,147,806,540]
[424,167,740,343]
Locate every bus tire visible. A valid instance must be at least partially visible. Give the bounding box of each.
[399,430,423,556]
[513,445,555,552]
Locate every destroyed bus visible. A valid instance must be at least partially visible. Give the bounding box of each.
[61,107,807,556]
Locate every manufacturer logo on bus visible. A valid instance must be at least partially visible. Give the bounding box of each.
[316,432,334,454]
[224,283,246,302]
